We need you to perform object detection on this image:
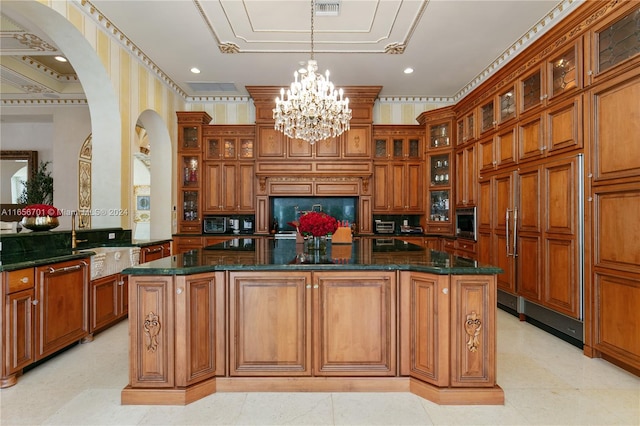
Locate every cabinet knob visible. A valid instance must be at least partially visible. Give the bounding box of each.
[20,277,29,283]
[306,284,311,289]
[176,287,183,294]
[442,288,448,295]
[32,299,39,305]
[313,285,319,289]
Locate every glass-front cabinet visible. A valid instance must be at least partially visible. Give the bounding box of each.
[429,122,451,149]
[178,154,201,232]
[430,154,450,186]
[429,190,450,224]
[180,126,200,151]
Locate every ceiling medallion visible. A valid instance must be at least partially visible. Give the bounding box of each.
[272,0,351,145]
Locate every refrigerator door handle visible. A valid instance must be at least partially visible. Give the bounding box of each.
[506,208,512,257]
[513,208,518,257]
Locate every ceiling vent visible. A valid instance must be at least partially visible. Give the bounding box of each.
[186,82,237,92]
[315,0,340,16]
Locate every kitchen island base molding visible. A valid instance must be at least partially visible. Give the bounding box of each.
[121,377,504,406]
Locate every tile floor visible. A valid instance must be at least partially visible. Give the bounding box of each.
[1,309,638,425]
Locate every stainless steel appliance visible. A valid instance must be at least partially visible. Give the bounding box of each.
[375,221,395,234]
[455,207,476,240]
[203,216,228,233]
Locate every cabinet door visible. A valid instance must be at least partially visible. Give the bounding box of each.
[493,172,516,294]
[496,125,517,168]
[203,163,223,212]
[5,289,34,375]
[35,260,89,360]
[221,163,237,211]
[257,126,285,158]
[90,274,120,333]
[399,271,449,386]
[405,162,423,212]
[314,271,396,376]
[390,163,406,211]
[174,273,221,386]
[450,275,497,387]
[237,163,255,212]
[343,125,371,158]
[128,275,175,388]
[229,271,312,376]
[372,163,390,211]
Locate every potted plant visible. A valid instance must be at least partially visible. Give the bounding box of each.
[18,161,61,231]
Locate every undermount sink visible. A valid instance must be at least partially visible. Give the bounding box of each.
[83,246,141,280]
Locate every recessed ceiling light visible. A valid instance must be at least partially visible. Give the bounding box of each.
[190,67,201,74]
[54,56,68,62]
[404,67,414,74]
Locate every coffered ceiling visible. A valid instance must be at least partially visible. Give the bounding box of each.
[0,0,582,104]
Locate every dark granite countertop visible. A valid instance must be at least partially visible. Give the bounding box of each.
[0,250,93,271]
[132,238,172,247]
[124,237,501,276]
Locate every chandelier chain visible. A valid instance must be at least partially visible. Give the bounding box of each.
[272,0,352,145]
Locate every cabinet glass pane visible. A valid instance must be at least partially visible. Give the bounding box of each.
[522,71,541,111]
[224,139,236,158]
[182,191,198,221]
[481,101,494,132]
[598,9,640,72]
[430,154,450,186]
[457,120,464,144]
[429,190,450,222]
[430,124,450,148]
[181,156,199,185]
[375,139,387,158]
[551,47,577,96]
[467,114,475,139]
[207,138,220,159]
[182,127,199,149]
[408,139,420,157]
[499,88,516,122]
[240,138,254,158]
[393,139,403,158]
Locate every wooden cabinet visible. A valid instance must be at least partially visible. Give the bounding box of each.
[90,273,127,334]
[34,259,89,360]
[203,162,255,213]
[372,126,425,214]
[399,271,498,390]
[228,271,396,377]
[125,272,225,393]
[203,125,254,160]
[585,64,640,372]
[455,144,477,207]
[139,242,171,263]
[177,112,212,234]
[3,268,35,385]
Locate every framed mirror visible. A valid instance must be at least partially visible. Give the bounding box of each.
[1,150,38,205]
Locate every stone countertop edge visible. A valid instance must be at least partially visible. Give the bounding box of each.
[0,251,93,272]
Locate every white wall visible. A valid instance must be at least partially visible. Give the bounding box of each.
[0,106,91,230]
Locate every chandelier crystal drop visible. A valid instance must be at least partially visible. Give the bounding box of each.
[273,0,351,145]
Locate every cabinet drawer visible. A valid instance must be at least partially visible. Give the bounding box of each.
[5,269,35,294]
[455,239,477,253]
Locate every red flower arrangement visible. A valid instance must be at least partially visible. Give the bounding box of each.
[298,211,338,237]
[21,204,62,218]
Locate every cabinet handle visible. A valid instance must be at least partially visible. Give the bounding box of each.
[506,209,512,257]
[20,277,29,283]
[306,284,311,289]
[118,280,125,286]
[513,208,518,258]
[32,299,39,305]
[313,285,319,289]
[48,264,83,274]
[442,288,448,295]
[146,247,163,254]
[176,287,183,294]
[587,70,593,76]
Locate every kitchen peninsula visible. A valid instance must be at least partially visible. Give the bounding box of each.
[122,237,503,406]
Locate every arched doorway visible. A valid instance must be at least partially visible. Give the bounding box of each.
[2,1,122,229]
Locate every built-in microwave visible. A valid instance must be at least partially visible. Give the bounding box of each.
[455,207,476,240]
[203,216,228,234]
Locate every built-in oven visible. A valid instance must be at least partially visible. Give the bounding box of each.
[455,207,476,240]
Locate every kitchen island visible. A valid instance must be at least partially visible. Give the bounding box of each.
[121,237,503,406]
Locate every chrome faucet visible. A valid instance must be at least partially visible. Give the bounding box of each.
[71,211,88,249]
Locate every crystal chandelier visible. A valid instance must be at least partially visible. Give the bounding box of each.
[273,0,351,145]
